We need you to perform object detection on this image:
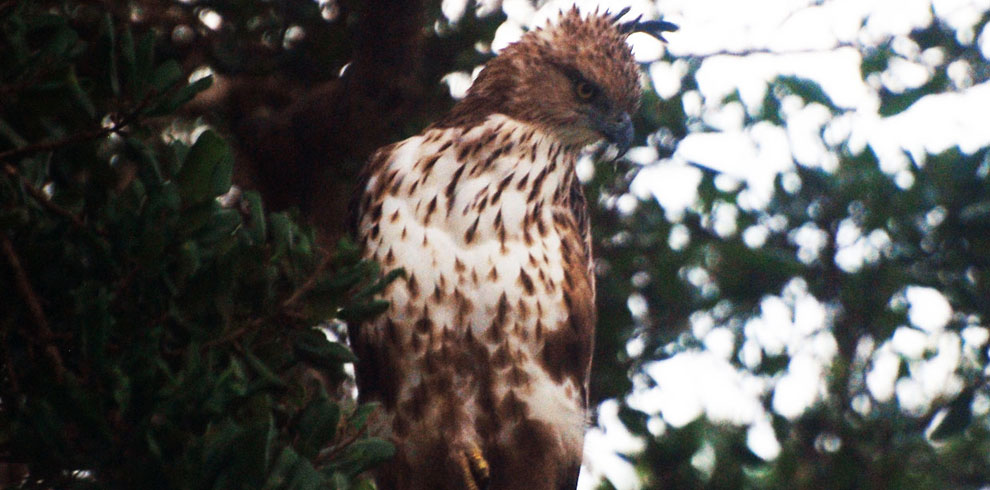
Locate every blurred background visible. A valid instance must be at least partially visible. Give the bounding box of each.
[2,0,990,488]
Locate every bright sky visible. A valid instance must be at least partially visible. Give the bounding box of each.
[439,0,990,488]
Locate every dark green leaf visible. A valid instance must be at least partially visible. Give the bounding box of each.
[150,59,183,93]
[242,190,267,243]
[176,130,233,205]
[38,23,77,60]
[878,72,949,117]
[120,26,136,92]
[337,300,389,323]
[99,14,119,96]
[146,75,213,116]
[348,403,379,432]
[330,438,395,478]
[296,398,342,459]
[125,137,164,186]
[861,45,891,77]
[267,447,325,490]
[775,75,838,112]
[67,66,96,119]
[294,329,358,366]
[929,387,975,441]
[242,347,288,390]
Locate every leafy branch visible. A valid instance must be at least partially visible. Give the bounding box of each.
[2,163,88,230]
[1,94,154,232]
[0,93,151,164]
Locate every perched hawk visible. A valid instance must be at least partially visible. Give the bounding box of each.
[349,8,675,490]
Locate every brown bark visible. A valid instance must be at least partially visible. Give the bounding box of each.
[224,0,436,244]
[208,1,500,244]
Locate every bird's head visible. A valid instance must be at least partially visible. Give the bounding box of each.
[448,7,677,156]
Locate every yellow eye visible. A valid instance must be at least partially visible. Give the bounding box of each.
[575,81,597,101]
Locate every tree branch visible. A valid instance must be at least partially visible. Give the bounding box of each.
[2,342,18,393]
[0,95,152,231]
[2,164,88,229]
[281,251,333,310]
[0,94,148,164]
[679,41,862,60]
[1,235,66,382]
[200,326,249,352]
[315,412,376,466]
[201,249,334,353]
[0,127,110,163]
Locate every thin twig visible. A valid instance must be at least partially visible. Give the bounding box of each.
[0,77,42,97]
[2,236,51,337]
[0,127,109,163]
[679,41,862,60]
[196,236,344,356]
[315,416,373,466]
[1,235,66,382]
[3,164,88,229]
[200,326,249,351]
[281,251,333,309]
[0,91,151,164]
[3,342,18,393]
[200,251,333,352]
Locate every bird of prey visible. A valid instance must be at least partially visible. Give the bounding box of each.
[349,7,676,490]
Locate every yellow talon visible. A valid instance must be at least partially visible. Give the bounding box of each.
[458,443,490,490]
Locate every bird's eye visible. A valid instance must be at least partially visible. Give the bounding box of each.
[575,81,598,101]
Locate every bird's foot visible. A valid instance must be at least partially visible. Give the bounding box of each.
[456,443,490,490]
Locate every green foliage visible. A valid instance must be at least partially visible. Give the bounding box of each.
[589,6,990,490]
[0,3,391,488]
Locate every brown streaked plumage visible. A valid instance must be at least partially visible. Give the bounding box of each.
[349,7,674,490]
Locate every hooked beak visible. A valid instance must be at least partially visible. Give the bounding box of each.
[599,112,634,158]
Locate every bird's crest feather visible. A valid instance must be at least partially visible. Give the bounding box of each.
[610,6,679,42]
